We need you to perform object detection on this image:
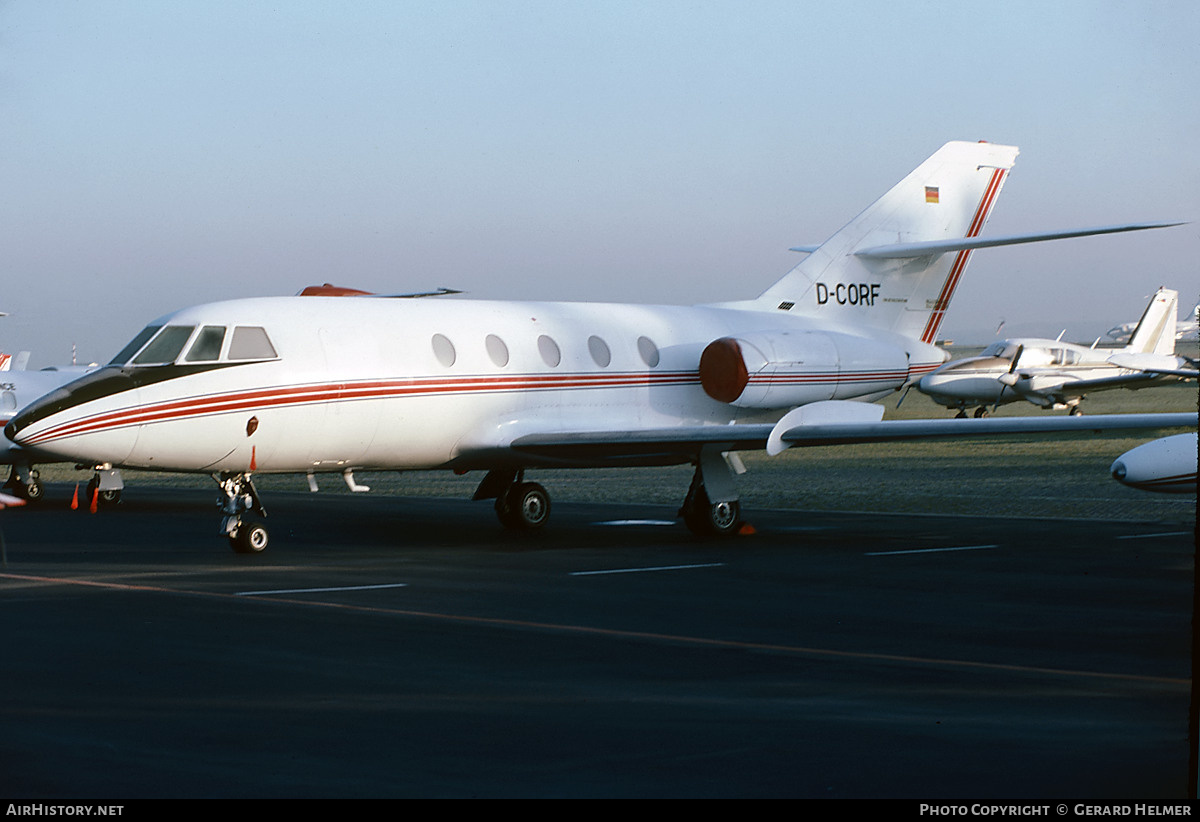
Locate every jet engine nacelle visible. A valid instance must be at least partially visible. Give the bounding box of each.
[698,331,908,409]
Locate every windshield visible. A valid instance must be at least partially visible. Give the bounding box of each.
[109,326,161,365]
[132,326,196,365]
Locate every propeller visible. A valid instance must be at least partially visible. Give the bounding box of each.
[993,344,1024,411]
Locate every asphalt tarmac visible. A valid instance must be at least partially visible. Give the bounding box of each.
[0,484,1193,798]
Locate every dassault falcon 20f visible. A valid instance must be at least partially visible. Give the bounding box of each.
[6,141,1193,552]
[916,288,1198,417]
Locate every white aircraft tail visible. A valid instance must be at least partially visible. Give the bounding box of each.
[0,351,31,372]
[748,141,1019,343]
[1125,288,1178,355]
[741,141,1180,345]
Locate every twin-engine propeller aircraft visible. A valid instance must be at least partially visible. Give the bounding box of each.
[916,288,1198,417]
[5,141,1194,552]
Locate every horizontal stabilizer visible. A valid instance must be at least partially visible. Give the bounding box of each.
[855,221,1183,259]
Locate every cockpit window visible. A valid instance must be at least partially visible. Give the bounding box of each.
[980,342,1018,359]
[132,326,195,365]
[184,326,226,362]
[110,326,162,365]
[228,326,278,360]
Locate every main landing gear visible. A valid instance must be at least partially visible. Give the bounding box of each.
[954,407,990,419]
[473,469,551,530]
[678,449,743,537]
[216,472,269,553]
[473,448,745,538]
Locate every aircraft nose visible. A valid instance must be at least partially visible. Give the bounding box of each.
[5,367,141,465]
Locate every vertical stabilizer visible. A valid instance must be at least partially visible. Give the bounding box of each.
[1126,288,1178,355]
[748,141,1019,342]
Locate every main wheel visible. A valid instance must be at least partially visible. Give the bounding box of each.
[230,521,270,553]
[681,484,741,538]
[495,482,551,530]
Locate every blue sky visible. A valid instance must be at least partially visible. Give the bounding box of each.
[2,1,1197,366]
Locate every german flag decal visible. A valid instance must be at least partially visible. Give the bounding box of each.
[925,186,939,203]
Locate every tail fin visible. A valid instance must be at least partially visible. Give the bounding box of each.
[1126,288,1178,355]
[749,141,1019,342]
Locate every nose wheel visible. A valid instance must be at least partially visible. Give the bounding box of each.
[230,520,270,554]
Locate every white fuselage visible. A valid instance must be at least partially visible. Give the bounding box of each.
[10,296,944,475]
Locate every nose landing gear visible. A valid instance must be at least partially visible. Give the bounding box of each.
[216,472,269,553]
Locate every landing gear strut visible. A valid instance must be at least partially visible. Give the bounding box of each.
[215,472,269,553]
[85,466,124,506]
[475,469,551,530]
[678,448,743,537]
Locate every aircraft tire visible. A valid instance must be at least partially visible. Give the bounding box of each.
[230,521,269,554]
[682,485,741,538]
[495,482,551,530]
[19,480,43,502]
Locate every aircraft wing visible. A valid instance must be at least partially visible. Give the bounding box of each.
[1043,368,1199,394]
[506,411,1197,464]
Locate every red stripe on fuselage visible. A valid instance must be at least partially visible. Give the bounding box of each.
[20,371,701,446]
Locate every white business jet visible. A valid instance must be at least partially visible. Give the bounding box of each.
[1108,299,1199,344]
[917,288,1198,417]
[5,141,1193,552]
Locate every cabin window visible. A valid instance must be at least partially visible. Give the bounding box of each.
[133,326,195,365]
[588,335,611,368]
[2,391,15,411]
[431,334,456,367]
[184,326,226,362]
[537,335,561,367]
[110,326,161,365]
[228,326,278,360]
[637,336,660,368]
[486,334,509,367]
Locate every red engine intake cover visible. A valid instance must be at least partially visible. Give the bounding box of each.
[699,338,750,403]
